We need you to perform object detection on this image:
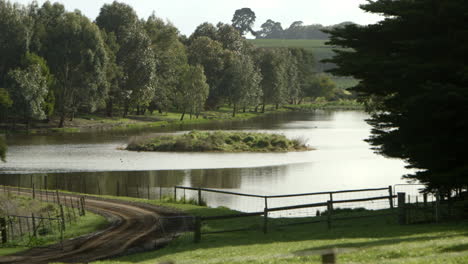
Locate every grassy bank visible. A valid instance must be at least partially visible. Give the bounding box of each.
[286,99,364,111]
[0,193,108,256]
[89,195,468,264]
[2,102,363,135]
[127,131,310,152]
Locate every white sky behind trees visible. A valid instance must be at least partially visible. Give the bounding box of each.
[15,0,383,36]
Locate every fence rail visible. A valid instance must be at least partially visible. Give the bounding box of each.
[190,186,398,243]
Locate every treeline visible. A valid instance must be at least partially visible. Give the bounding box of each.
[0,1,334,129]
[256,20,354,40]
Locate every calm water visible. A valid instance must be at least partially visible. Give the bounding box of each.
[0,111,412,212]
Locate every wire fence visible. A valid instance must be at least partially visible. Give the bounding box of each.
[0,185,87,249]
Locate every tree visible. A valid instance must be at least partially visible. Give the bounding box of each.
[7,53,51,128]
[257,19,283,39]
[256,48,288,111]
[176,65,209,120]
[97,2,156,116]
[144,14,187,114]
[188,36,226,109]
[223,52,262,116]
[231,8,256,36]
[44,11,107,127]
[326,0,468,192]
[189,22,218,43]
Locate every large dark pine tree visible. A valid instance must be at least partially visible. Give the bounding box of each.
[326,0,468,193]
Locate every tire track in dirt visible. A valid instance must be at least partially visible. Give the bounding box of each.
[0,189,186,264]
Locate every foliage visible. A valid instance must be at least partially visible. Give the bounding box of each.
[326,0,468,191]
[175,65,209,120]
[7,53,51,123]
[127,130,310,152]
[0,1,324,131]
[231,8,256,36]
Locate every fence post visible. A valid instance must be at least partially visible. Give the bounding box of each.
[194,217,201,243]
[31,213,37,237]
[322,249,337,264]
[116,181,120,196]
[398,192,406,225]
[263,207,268,234]
[59,205,66,230]
[198,188,202,206]
[80,197,86,216]
[136,184,140,198]
[147,184,150,200]
[56,190,61,205]
[435,192,440,223]
[327,200,333,229]
[0,217,7,244]
[329,193,334,212]
[174,186,177,201]
[388,186,394,209]
[32,183,36,200]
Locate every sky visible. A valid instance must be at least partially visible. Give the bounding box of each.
[14,0,383,36]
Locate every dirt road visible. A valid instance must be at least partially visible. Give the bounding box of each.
[0,191,187,264]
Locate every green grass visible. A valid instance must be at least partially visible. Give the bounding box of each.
[126,131,310,152]
[286,99,364,111]
[0,193,108,256]
[91,200,468,264]
[7,191,462,264]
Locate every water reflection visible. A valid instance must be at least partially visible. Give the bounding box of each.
[0,111,412,212]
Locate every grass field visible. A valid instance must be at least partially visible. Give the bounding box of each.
[86,195,468,264]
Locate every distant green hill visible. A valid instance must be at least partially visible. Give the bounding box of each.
[249,39,358,89]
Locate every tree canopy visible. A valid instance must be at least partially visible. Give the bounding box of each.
[0,1,336,130]
[326,0,468,192]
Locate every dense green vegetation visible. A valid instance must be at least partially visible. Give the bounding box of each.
[87,196,468,264]
[127,131,310,152]
[327,0,468,192]
[0,1,337,133]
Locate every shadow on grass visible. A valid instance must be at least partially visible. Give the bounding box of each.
[112,206,468,263]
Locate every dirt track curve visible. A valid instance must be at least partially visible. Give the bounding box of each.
[0,190,186,264]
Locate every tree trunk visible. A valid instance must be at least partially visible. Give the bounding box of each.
[158,108,163,114]
[254,105,259,112]
[243,107,246,113]
[69,111,74,121]
[180,111,185,121]
[59,113,66,128]
[232,104,237,117]
[123,102,129,118]
[275,104,279,110]
[106,99,113,117]
[261,104,265,113]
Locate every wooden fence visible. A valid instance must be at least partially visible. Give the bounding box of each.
[174,186,397,243]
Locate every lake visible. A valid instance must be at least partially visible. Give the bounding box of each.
[0,110,412,212]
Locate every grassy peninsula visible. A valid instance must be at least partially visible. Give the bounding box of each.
[126,131,310,152]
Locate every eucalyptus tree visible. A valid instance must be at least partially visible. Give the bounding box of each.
[188,36,226,109]
[176,65,209,121]
[97,2,156,116]
[144,14,187,113]
[7,53,51,128]
[189,22,218,44]
[256,48,288,112]
[222,52,262,117]
[44,11,107,127]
